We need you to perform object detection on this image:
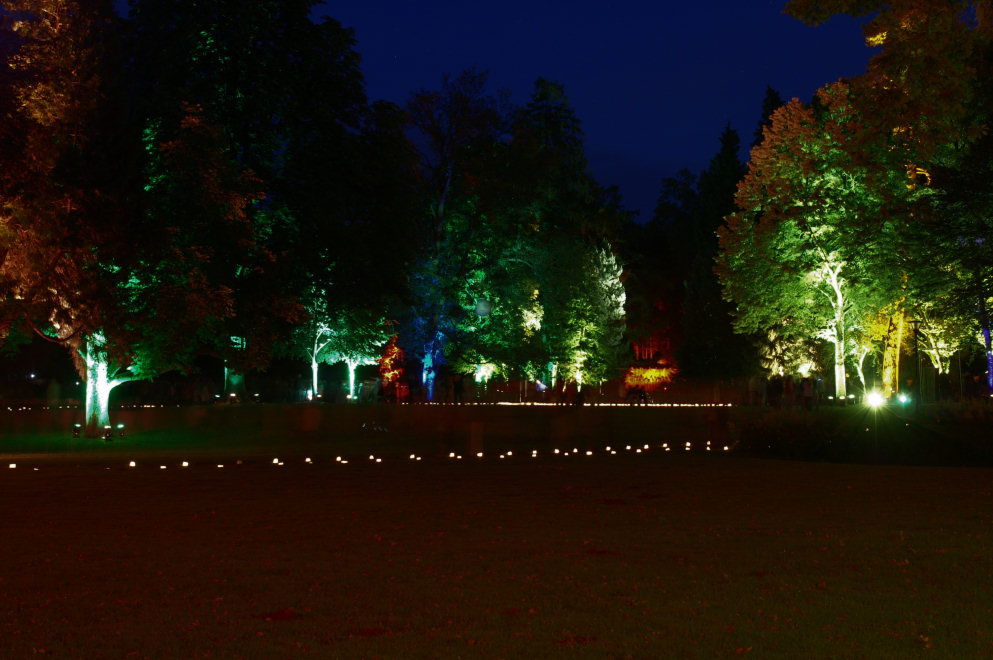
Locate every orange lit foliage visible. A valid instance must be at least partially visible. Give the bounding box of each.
[624,364,678,391]
[626,335,677,391]
[379,335,404,384]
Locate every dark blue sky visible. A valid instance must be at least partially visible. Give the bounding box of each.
[323,1,875,221]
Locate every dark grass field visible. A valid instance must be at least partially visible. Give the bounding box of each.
[2,404,993,658]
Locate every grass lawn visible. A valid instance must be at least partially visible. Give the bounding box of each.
[2,404,992,658]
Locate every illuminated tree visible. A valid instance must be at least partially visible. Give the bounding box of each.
[783,0,993,396]
[0,2,264,434]
[128,0,370,385]
[403,68,511,399]
[717,84,900,398]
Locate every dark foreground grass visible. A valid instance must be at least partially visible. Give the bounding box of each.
[3,448,993,657]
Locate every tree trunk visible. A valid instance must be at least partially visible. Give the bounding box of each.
[311,356,319,400]
[881,312,904,398]
[422,348,435,402]
[224,363,246,399]
[83,347,111,437]
[833,337,847,400]
[346,359,358,399]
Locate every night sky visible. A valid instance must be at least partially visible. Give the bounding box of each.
[323,1,876,221]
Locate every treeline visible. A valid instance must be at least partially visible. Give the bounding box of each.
[0,0,631,433]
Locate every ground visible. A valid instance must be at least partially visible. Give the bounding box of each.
[3,440,993,658]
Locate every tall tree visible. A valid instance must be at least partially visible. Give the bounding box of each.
[0,1,261,433]
[402,67,511,399]
[717,84,901,398]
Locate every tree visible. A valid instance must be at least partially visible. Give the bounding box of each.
[127,0,370,386]
[676,125,753,379]
[785,0,993,395]
[717,84,901,398]
[0,2,261,434]
[402,68,512,399]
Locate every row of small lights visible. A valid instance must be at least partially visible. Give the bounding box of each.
[7,441,730,470]
[6,401,734,413]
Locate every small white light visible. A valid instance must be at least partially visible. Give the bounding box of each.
[336,456,342,462]
[8,463,15,469]
[305,457,312,464]
[160,465,167,469]
[217,464,224,468]
[586,451,593,456]
[129,461,136,467]
[272,458,279,464]
[375,458,382,463]
[476,452,483,458]
[449,452,456,458]
[181,461,189,467]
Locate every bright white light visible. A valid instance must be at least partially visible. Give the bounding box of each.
[866,391,885,408]
[182,462,189,467]
[129,461,136,467]
[272,458,279,464]
[8,464,15,469]
[160,466,166,470]
[897,393,909,404]
[305,457,312,464]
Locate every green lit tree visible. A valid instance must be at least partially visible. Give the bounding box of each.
[127,0,370,389]
[717,83,901,398]
[0,2,264,434]
[402,67,512,399]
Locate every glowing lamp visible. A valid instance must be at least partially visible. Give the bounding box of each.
[129,461,136,467]
[305,457,312,464]
[182,462,189,467]
[898,393,909,404]
[8,464,15,469]
[72,423,81,439]
[866,391,885,408]
[273,458,279,464]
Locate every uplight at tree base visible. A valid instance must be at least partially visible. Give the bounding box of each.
[866,391,885,408]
